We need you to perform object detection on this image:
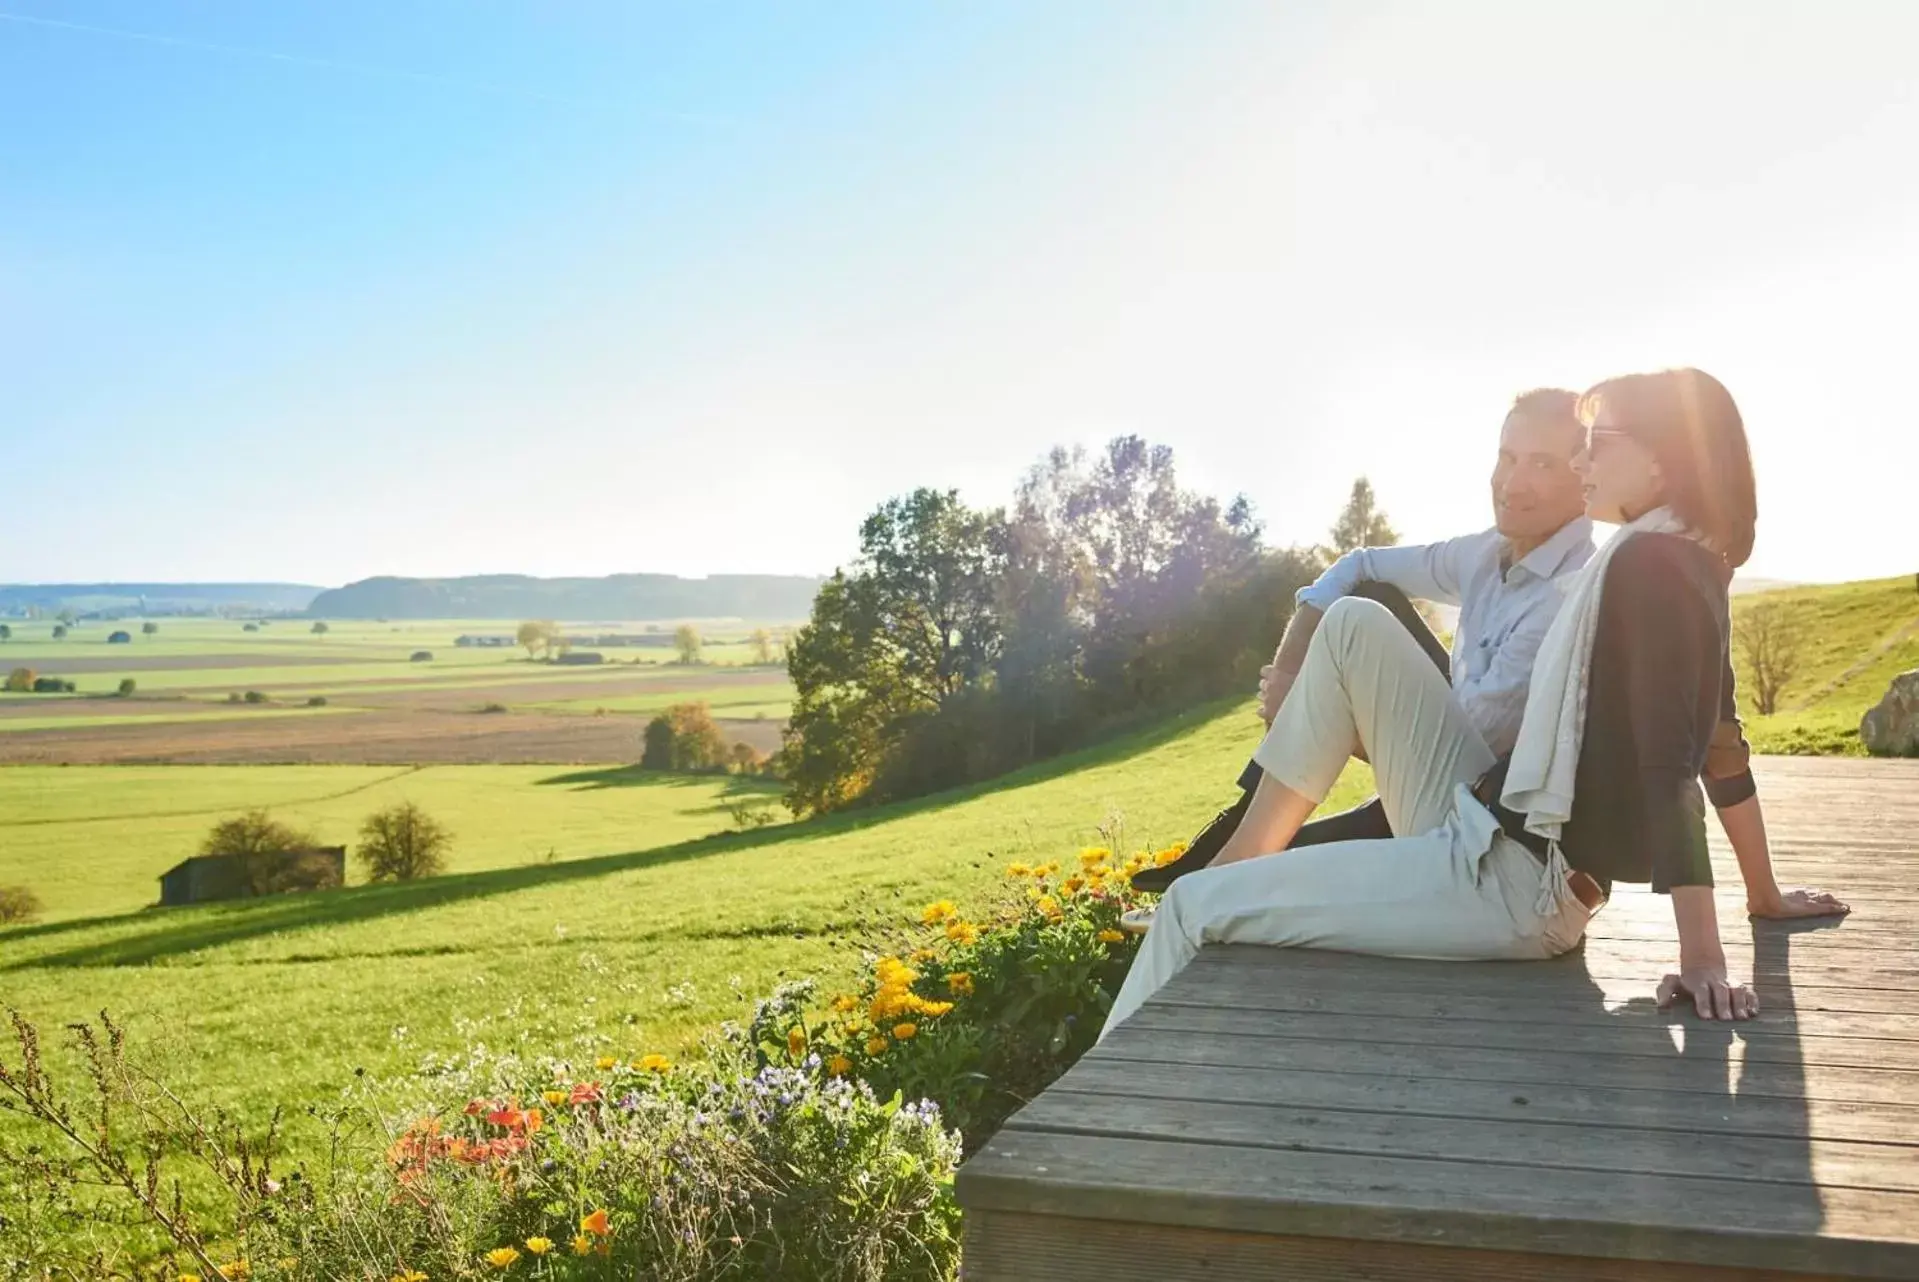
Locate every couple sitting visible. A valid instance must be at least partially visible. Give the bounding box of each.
[1108,368,1847,1038]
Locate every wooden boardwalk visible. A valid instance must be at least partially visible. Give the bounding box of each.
[958,756,1919,1280]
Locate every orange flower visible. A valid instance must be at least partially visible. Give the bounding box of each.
[946,972,974,996]
[786,1026,808,1058]
[1097,928,1125,943]
[568,1083,600,1106]
[827,1054,853,1076]
[892,1022,918,1041]
[581,1208,611,1237]
[865,1035,888,1056]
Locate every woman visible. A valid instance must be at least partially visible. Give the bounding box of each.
[1103,368,1845,1037]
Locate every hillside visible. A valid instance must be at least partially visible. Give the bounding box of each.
[307,572,826,620]
[0,582,321,615]
[1733,574,1919,755]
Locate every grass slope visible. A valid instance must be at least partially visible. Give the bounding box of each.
[0,701,1366,1139]
[1732,575,1919,755]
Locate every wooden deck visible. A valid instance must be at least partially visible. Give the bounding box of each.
[958,756,1919,1280]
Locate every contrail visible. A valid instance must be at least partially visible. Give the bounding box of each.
[0,8,722,123]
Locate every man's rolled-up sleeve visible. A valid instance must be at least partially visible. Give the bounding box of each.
[1296,534,1481,613]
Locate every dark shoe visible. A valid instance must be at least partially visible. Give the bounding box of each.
[1130,790,1254,893]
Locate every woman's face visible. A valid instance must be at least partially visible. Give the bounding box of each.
[1572,402,1665,523]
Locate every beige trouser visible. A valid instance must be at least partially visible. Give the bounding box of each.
[1102,596,1591,1039]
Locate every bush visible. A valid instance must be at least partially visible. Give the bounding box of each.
[311,620,329,635]
[50,625,67,640]
[357,801,452,882]
[243,622,260,632]
[0,884,44,925]
[479,701,509,714]
[31,677,76,694]
[199,809,321,897]
[410,650,434,662]
[227,691,243,703]
[306,695,328,707]
[640,703,728,771]
[107,630,132,643]
[117,678,137,696]
[5,667,37,692]
[141,621,159,636]
[244,690,269,704]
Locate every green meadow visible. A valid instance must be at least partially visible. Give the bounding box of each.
[1733,575,1919,755]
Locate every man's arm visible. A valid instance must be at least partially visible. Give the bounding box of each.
[1296,533,1486,615]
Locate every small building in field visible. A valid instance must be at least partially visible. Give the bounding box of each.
[158,847,346,906]
[455,634,516,648]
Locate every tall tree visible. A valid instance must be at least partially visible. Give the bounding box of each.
[1329,477,1398,553]
[674,624,703,665]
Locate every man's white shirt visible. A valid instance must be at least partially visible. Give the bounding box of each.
[1296,518,1596,757]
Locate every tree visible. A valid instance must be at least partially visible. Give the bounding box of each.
[357,801,452,882]
[118,678,137,697]
[516,619,559,659]
[729,741,763,773]
[142,621,159,636]
[310,621,329,635]
[1329,477,1398,554]
[749,627,776,665]
[55,610,76,627]
[674,624,703,665]
[0,624,11,641]
[4,668,35,692]
[243,622,260,632]
[51,625,67,640]
[1734,599,1806,716]
[199,809,319,897]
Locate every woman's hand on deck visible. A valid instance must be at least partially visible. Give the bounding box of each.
[1657,965,1759,1021]
[1747,887,1850,920]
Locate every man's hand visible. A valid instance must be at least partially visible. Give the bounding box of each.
[1258,663,1295,725]
[1748,887,1850,920]
[1657,963,1759,1020]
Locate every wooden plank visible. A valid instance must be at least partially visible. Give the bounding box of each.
[1117,1004,1919,1072]
[962,1209,1834,1282]
[1160,962,1919,1039]
[956,1130,1919,1278]
[1004,1089,1919,1193]
[1055,1055,1919,1148]
[1093,1021,1919,1105]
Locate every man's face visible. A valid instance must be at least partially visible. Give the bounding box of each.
[1491,412,1586,544]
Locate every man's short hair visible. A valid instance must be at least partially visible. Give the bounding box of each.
[1506,387,1583,450]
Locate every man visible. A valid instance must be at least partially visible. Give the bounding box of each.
[1135,387,1595,892]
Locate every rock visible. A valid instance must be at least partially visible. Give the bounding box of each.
[1860,670,1919,756]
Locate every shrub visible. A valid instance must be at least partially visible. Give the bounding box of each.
[107,630,132,644]
[479,701,509,714]
[243,622,260,632]
[31,677,76,694]
[199,809,320,897]
[306,695,328,707]
[244,690,269,704]
[5,668,37,692]
[410,650,434,662]
[640,702,727,771]
[141,621,159,636]
[0,884,43,925]
[310,620,329,635]
[357,801,451,882]
[227,691,244,703]
[50,625,67,640]
[0,623,10,640]
[117,678,137,696]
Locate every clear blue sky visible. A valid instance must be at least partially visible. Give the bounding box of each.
[4,1,1915,587]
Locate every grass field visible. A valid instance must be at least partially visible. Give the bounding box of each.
[1732,575,1919,755]
[0,700,1369,1250]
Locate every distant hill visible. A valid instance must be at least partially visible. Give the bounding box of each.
[307,573,826,621]
[0,582,322,616]
[1732,574,1919,755]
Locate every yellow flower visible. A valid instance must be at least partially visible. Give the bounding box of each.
[525,1236,553,1255]
[543,1089,567,1105]
[1123,855,1147,876]
[1153,843,1187,868]
[920,900,956,925]
[1035,895,1061,920]
[595,1055,617,1071]
[827,1054,853,1076]
[865,1035,889,1056]
[1005,862,1032,877]
[180,1276,203,1282]
[876,956,919,986]
[1097,928,1125,943]
[831,993,860,1013]
[390,1273,428,1282]
[637,1053,671,1073]
[893,1022,918,1040]
[917,999,954,1018]
[484,1247,519,1268]
[1037,861,1061,877]
[1062,874,1086,895]
[787,1025,808,1058]
[218,1264,250,1282]
[946,971,974,995]
[945,920,979,945]
[571,1235,594,1256]
[911,947,938,963]
[1078,847,1111,867]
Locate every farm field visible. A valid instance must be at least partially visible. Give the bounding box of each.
[0,616,796,764]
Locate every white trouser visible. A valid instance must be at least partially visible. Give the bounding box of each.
[1102,596,1591,1039]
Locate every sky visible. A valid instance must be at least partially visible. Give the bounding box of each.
[3,0,1916,588]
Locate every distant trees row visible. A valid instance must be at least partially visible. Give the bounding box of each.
[640,701,766,775]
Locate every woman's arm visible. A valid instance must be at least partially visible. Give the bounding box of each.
[1715,792,1850,918]
[1661,885,1759,1020]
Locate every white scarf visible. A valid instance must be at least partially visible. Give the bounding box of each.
[1499,505,1691,846]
